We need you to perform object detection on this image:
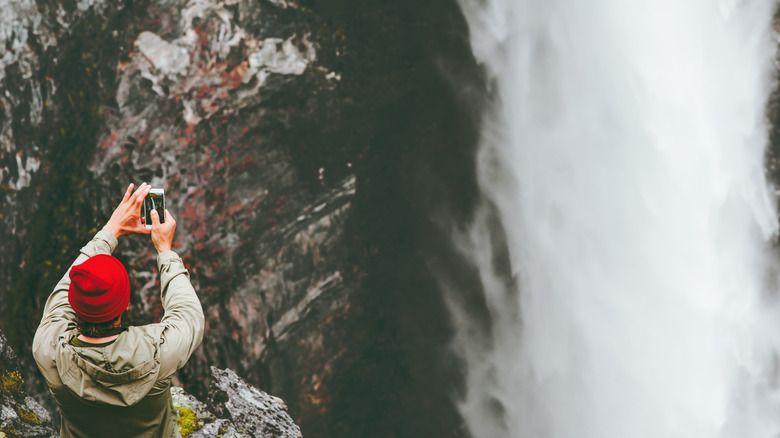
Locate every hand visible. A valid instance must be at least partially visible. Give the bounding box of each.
[150,208,176,253]
[103,183,152,238]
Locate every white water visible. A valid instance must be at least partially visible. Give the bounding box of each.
[448,1,780,437]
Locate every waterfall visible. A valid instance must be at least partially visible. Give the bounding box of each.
[447,1,780,437]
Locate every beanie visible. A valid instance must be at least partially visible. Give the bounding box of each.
[68,254,130,323]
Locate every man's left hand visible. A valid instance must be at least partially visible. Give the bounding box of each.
[103,183,152,238]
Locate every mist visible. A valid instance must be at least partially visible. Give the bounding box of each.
[447,1,780,437]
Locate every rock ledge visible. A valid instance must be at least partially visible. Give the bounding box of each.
[173,367,302,438]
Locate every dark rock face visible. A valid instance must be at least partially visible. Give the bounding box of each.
[0,0,483,436]
[0,330,57,437]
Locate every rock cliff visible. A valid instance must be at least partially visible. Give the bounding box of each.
[0,0,482,436]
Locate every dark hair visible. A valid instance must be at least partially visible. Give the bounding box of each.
[75,314,123,338]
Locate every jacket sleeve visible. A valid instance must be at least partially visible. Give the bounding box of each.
[32,230,119,386]
[156,250,205,380]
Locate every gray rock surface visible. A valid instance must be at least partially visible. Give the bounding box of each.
[172,367,301,438]
[0,331,57,438]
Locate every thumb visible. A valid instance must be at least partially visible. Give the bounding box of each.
[150,209,161,226]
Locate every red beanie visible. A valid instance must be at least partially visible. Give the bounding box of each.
[68,255,130,323]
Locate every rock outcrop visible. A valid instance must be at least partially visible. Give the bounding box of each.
[0,331,57,438]
[172,367,302,438]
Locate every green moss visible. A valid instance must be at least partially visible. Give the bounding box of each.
[175,406,204,437]
[14,406,41,426]
[0,371,23,398]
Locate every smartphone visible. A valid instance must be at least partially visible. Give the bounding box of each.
[142,189,165,229]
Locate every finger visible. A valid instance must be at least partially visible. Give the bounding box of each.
[122,183,134,202]
[131,182,148,202]
[163,209,175,224]
[151,209,161,226]
[132,182,145,196]
[133,184,150,204]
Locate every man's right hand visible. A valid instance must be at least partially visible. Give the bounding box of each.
[151,209,177,253]
[103,183,152,238]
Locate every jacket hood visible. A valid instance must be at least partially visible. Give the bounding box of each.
[54,325,165,407]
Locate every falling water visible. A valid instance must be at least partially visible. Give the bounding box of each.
[447,1,780,437]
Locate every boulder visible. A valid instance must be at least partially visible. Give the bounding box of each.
[172,367,302,438]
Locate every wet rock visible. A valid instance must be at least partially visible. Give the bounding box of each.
[172,367,301,438]
[0,331,57,437]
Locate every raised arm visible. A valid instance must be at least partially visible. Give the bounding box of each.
[151,208,205,379]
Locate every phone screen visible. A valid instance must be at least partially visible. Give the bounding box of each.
[143,190,165,227]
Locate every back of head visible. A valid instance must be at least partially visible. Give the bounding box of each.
[68,254,130,324]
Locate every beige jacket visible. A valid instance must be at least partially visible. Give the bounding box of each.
[33,230,205,438]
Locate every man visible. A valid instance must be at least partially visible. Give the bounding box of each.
[33,183,205,438]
